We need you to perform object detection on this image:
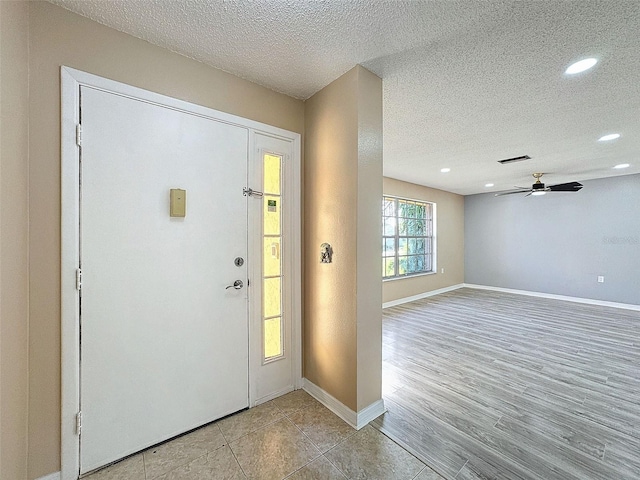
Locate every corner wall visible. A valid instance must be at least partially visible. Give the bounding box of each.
[465,174,640,305]
[28,2,304,478]
[383,177,464,304]
[0,1,30,479]
[304,66,382,412]
[356,68,383,411]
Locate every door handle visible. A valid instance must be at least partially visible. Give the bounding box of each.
[225,280,244,290]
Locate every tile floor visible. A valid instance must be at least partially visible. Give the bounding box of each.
[85,390,443,480]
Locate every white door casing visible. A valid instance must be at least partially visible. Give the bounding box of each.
[61,67,302,479]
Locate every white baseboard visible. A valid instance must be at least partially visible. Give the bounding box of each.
[303,378,386,430]
[383,283,464,308]
[356,398,386,428]
[464,283,640,312]
[253,385,294,407]
[36,472,60,480]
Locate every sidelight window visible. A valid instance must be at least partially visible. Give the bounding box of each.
[263,154,284,361]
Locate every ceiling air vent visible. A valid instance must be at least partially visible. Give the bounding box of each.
[498,155,531,165]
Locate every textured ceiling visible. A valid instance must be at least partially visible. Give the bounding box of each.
[49,0,640,195]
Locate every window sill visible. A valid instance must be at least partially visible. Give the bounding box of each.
[383,271,437,282]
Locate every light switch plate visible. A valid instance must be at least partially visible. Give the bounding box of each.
[170,189,186,217]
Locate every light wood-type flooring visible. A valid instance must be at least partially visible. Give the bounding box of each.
[373,288,640,480]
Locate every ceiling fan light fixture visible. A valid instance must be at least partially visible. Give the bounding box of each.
[598,133,620,142]
[565,58,598,75]
[613,163,630,169]
[531,191,546,196]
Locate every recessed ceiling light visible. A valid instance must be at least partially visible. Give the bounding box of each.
[598,133,620,142]
[613,163,630,169]
[565,58,598,75]
[485,183,494,187]
[440,168,450,173]
[531,191,546,196]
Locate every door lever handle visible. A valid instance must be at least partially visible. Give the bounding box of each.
[225,280,244,290]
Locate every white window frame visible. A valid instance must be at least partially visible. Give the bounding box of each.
[382,195,436,280]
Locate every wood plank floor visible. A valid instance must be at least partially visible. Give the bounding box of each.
[372,288,640,480]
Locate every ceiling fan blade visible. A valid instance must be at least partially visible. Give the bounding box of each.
[548,181,583,192]
[494,189,531,196]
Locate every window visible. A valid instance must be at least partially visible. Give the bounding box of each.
[382,196,435,279]
[263,153,284,361]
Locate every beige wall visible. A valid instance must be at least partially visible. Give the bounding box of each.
[383,177,464,304]
[0,2,30,479]
[355,68,382,411]
[27,2,304,478]
[304,66,382,412]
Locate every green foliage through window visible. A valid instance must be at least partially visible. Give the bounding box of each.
[382,196,434,278]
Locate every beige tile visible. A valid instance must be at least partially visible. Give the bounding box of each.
[143,423,226,479]
[84,453,145,480]
[413,465,445,479]
[272,389,320,416]
[230,418,321,480]
[288,402,355,452]
[218,401,284,442]
[154,446,246,480]
[285,455,347,480]
[325,425,425,480]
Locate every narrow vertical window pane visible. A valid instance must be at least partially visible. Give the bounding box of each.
[263,195,280,235]
[263,238,281,277]
[263,277,281,319]
[264,317,282,358]
[264,154,281,195]
[384,257,395,277]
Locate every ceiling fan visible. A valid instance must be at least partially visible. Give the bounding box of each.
[495,173,583,197]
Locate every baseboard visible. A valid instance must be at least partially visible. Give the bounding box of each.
[302,378,386,430]
[36,472,61,480]
[253,385,294,407]
[383,283,464,308]
[355,398,386,429]
[464,283,640,312]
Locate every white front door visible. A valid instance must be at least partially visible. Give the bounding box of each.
[79,86,249,473]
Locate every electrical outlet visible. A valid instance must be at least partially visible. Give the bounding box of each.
[441,268,445,274]
[597,276,605,283]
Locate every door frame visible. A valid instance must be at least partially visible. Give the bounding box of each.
[60,66,302,480]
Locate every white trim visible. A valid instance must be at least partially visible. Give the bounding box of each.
[356,399,387,428]
[60,67,82,480]
[254,385,295,406]
[302,378,386,430]
[383,270,437,282]
[61,66,302,480]
[303,378,356,428]
[463,284,640,312]
[383,283,464,308]
[36,472,61,480]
